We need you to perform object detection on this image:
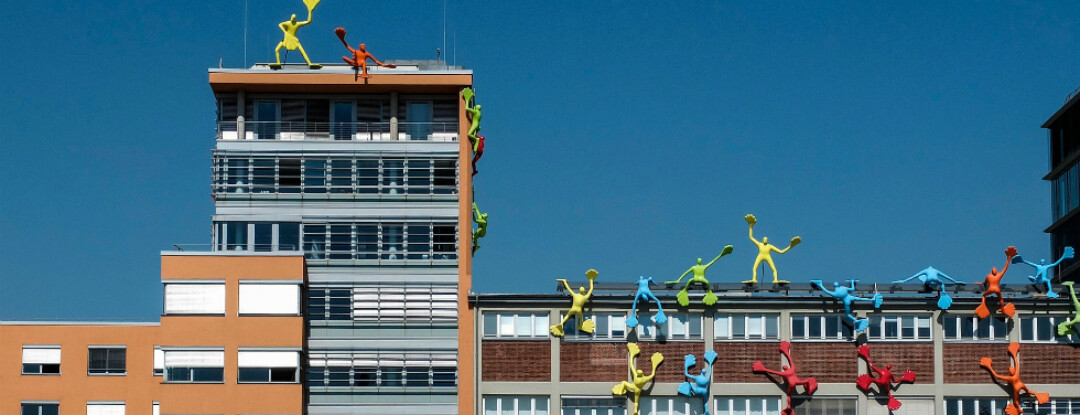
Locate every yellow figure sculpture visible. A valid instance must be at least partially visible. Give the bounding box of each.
[550,269,599,337]
[612,343,663,415]
[271,0,322,69]
[743,214,801,284]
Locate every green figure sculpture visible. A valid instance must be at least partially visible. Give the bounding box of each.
[472,202,487,255]
[1058,281,1080,337]
[462,87,482,152]
[665,245,734,306]
[743,214,801,285]
[550,269,599,337]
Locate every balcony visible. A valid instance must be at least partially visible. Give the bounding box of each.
[217,121,459,142]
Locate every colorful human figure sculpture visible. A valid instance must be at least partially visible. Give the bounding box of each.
[626,276,667,329]
[1058,281,1080,337]
[743,214,801,284]
[472,135,485,176]
[677,350,718,415]
[810,280,883,332]
[976,246,1019,319]
[665,245,734,306]
[272,0,322,69]
[892,266,966,310]
[856,345,916,411]
[550,269,599,337]
[462,87,482,151]
[612,343,663,415]
[1012,246,1074,298]
[980,342,1050,415]
[752,341,818,415]
[334,27,397,80]
[472,202,487,255]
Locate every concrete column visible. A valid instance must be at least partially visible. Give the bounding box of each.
[236,90,246,140]
[390,91,399,140]
[932,309,945,415]
[703,312,715,413]
[550,309,561,414]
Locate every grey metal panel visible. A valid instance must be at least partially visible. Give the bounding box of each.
[309,339,460,350]
[307,267,459,283]
[307,403,458,415]
[216,140,459,153]
[213,204,459,219]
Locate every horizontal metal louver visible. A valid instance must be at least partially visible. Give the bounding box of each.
[164,350,224,368]
[22,347,60,364]
[164,284,225,314]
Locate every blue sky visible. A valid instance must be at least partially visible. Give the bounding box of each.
[1,1,1077,320]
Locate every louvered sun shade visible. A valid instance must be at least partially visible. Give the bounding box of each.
[164,350,225,367]
[238,283,300,315]
[163,283,225,314]
[22,346,61,364]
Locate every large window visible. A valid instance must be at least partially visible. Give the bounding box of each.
[715,397,782,415]
[562,397,626,415]
[214,222,301,252]
[238,350,300,383]
[483,312,550,339]
[1020,315,1080,343]
[866,314,932,341]
[163,283,225,315]
[308,351,456,389]
[87,403,125,415]
[22,346,60,374]
[715,313,779,340]
[944,398,1010,415]
[350,284,458,323]
[1031,398,1080,414]
[563,313,628,340]
[238,283,301,315]
[308,288,353,321]
[21,403,58,415]
[1052,162,1080,221]
[942,315,1009,341]
[637,313,703,341]
[163,350,225,383]
[790,314,854,341]
[299,221,457,262]
[483,396,550,415]
[88,347,126,375]
[213,154,458,196]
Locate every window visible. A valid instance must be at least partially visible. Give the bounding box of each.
[22,346,60,374]
[790,314,854,341]
[153,347,164,376]
[942,315,1008,341]
[238,283,300,315]
[163,283,225,315]
[637,313,703,340]
[715,397,782,415]
[1020,315,1080,343]
[212,154,458,197]
[86,403,125,415]
[945,398,1010,415]
[562,397,626,415]
[798,398,856,415]
[866,314,933,341]
[226,221,248,250]
[483,396,550,415]
[254,222,273,252]
[279,222,300,251]
[238,350,299,383]
[88,347,126,375]
[1031,398,1080,414]
[716,313,780,340]
[21,403,58,415]
[482,312,549,339]
[307,351,456,388]
[164,350,225,383]
[351,284,458,324]
[639,396,702,415]
[300,221,458,262]
[308,288,352,321]
[564,313,627,340]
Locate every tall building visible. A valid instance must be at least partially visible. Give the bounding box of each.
[207,61,475,415]
[1044,88,1080,283]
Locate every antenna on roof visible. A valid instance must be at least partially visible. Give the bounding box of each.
[243,0,249,67]
[442,0,447,63]
[219,57,223,68]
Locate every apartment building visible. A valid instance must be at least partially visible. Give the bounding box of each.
[1045,88,1080,283]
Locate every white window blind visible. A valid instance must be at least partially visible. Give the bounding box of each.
[22,347,61,364]
[238,283,300,315]
[87,404,125,415]
[152,403,160,415]
[164,350,225,367]
[238,351,299,368]
[154,348,164,372]
[164,284,225,314]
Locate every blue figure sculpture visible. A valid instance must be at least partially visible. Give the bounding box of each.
[810,280,883,332]
[892,267,966,310]
[1012,247,1074,298]
[626,276,667,329]
[677,350,718,415]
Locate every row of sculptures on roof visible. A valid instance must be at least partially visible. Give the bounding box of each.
[270,0,397,79]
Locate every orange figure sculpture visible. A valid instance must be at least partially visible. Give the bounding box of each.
[975,246,1018,319]
[752,341,818,415]
[335,27,397,80]
[980,342,1050,415]
[856,345,916,411]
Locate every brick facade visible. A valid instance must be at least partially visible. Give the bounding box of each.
[863,342,935,381]
[1010,343,1080,385]
[635,342,708,383]
[561,342,627,382]
[713,342,780,383]
[943,342,1010,383]
[788,341,858,383]
[482,341,551,382]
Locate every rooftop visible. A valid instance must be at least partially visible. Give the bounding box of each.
[208,62,473,93]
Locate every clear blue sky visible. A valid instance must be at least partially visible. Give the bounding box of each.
[1,1,1078,320]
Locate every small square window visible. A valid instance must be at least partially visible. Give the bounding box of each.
[88,347,126,375]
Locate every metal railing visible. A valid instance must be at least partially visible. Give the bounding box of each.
[216,121,459,142]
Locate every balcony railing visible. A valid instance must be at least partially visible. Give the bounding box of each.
[217,121,459,142]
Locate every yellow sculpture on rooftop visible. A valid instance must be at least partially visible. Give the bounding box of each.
[272,0,322,69]
[743,214,801,285]
[549,269,598,337]
[612,343,663,415]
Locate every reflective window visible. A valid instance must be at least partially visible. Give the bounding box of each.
[212,155,457,196]
[88,347,126,375]
[715,397,781,415]
[637,313,703,341]
[790,314,854,341]
[483,396,549,415]
[562,397,626,415]
[483,312,549,339]
[307,351,456,389]
[866,314,933,341]
[942,315,1008,341]
[1020,315,1080,343]
[716,313,779,340]
[21,403,59,415]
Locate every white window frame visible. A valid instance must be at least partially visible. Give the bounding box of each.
[714,396,783,415]
[237,349,300,383]
[942,315,1009,342]
[163,282,226,315]
[483,312,550,339]
[636,313,703,341]
[944,397,1009,415]
[715,313,780,340]
[86,402,126,415]
[163,349,226,383]
[22,345,61,375]
[638,396,698,415]
[238,282,301,315]
[866,314,933,341]
[483,395,550,415]
[1019,314,1080,344]
[790,314,854,341]
[560,396,627,415]
[563,312,628,340]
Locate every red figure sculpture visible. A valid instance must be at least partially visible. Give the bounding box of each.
[976,246,1018,319]
[856,345,916,411]
[334,27,396,80]
[472,135,485,176]
[752,341,818,415]
[980,342,1050,415]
